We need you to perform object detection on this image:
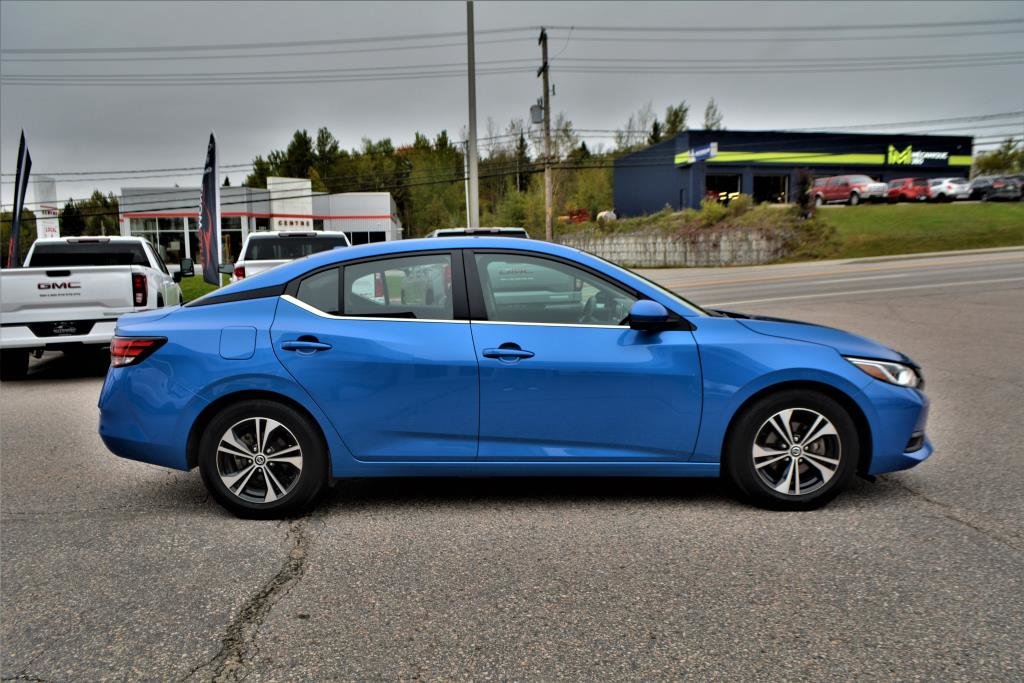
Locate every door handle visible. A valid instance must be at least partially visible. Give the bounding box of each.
[281,340,332,353]
[482,347,534,361]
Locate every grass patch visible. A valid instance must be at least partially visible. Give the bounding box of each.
[823,202,1024,259]
[179,274,227,303]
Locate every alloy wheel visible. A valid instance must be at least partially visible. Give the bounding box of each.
[751,408,842,497]
[216,417,304,504]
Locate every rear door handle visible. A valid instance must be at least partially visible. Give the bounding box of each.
[482,347,534,361]
[281,340,332,353]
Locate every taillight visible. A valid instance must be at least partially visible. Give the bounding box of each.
[234,265,246,280]
[443,264,452,290]
[131,273,147,306]
[374,272,384,298]
[110,336,166,368]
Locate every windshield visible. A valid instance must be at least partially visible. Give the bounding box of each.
[847,175,874,184]
[244,236,349,261]
[29,242,148,267]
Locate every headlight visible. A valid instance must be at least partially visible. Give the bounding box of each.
[846,357,921,388]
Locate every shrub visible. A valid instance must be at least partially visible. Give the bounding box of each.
[698,198,729,227]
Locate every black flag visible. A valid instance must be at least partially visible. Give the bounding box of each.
[6,131,32,268]
[197,132,221,286]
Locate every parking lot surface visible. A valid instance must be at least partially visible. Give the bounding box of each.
[2,248,1022,681]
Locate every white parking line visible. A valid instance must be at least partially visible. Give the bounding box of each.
[702,277,1024,307]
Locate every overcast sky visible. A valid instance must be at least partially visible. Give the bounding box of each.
[2,0,1023,206]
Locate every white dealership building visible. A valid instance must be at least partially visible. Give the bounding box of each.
[117,177,402,265]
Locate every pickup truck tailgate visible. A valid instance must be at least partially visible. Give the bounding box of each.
[1,265,138,325]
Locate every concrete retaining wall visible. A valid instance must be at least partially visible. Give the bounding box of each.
[557,228,786,267]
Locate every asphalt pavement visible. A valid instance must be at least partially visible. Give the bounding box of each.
[2,247,1022,681]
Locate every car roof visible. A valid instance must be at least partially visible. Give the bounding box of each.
[247,230,348,238]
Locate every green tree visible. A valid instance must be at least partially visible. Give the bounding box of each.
[59,200,86,236]
[222,176,231,187]
[664,101,689,136]
[974,138,1023,176]
[704,98,725,130]
[649,119,663,145]
[0,209,37,267]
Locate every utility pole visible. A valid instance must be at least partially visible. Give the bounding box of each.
[538,28,553,242]
[465,0,480,228]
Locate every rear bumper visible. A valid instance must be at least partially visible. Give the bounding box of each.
[0,321,117,350]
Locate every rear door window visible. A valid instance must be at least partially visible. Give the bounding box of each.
[343,254,454,320]
[296,267,341,315]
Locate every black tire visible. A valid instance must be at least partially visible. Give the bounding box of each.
[813,195,824,208]
[199,399,328,518]
[724,390,860,510]
[849,192,860,206]
[0,349,29,381]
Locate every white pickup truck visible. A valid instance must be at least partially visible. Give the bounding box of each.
[0,237,186,380]
[225,231,351,282]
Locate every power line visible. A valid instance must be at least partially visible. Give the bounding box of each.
[544,18,1024,33]
[546,28,1024,44]
[0,26,538,55]
[0,37,527,64]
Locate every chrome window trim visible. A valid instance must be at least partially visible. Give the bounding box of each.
[471,319,626,330]
[280,294,467,324]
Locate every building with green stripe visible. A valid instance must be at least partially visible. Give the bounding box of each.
[613,129,973,215]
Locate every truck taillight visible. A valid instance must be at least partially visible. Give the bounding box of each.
[374,272,384,298]
[131,273,147,306]
[110,336,166,368]
[234,266,246,280]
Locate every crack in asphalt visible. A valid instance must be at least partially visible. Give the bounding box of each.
[883,476,1023,553]
[179,518,313,682]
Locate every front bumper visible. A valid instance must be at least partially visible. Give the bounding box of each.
[862,380,933,475]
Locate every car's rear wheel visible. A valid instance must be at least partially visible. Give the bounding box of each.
[0,349,29,381]
[813,195,824,207]
[849,192,860,206]
[724,390,859,510]
[199,399,328,518]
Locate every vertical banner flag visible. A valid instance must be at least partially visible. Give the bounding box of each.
[6,131,32,268]
[197,132,221,286]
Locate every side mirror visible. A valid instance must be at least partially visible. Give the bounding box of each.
[628,300,670,332]
[172,271,182,283]
[179,258,195,278]
[217,263,234,275]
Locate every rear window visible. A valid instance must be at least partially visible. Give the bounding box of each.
[29,242,148,267]
[244,235,349,261]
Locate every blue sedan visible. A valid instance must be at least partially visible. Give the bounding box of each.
[99,237,931,517]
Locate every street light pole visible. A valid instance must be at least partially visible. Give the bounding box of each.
[465,0,480,228]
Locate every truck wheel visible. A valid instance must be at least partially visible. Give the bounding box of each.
[848,193,860,206]
[0,350,29,381]
[814,195,824,207]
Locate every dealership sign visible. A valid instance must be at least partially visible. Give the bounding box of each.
[687,142,718,164]
[887,145,949,166]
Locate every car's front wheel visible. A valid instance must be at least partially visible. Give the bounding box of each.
[199,399,328,518]
[724,390,859,510]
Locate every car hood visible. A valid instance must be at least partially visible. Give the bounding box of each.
[712,309,913,365]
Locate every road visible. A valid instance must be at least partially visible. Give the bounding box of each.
[2,248,1022,681]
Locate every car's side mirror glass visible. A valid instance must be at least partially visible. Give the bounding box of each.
[628,300,670,331]
[217,263,234,275]
[179,258,195,278]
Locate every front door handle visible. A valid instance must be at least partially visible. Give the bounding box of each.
[281,340,332,353]
[482,347,534,361]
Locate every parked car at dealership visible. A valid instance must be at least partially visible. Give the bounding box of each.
[968,175,1022,201]
[98,237,931,517]
[0,237,185,380]
[887,178,931,202]
[226,231,351,282]
[810,175,887,206]
[927,177,971,202]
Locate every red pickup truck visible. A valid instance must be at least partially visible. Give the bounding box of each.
[810,175,888,206]
[887,178,930,202]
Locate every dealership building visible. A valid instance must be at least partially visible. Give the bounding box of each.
[613,130,974,215]
[117,177,402,265]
